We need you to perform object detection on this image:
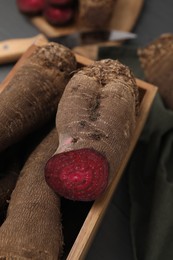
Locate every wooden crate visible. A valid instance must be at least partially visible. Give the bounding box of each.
[0,40,157,260]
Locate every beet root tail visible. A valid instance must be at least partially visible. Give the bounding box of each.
[45,148,109,201]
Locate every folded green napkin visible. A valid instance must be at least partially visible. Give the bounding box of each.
[99,45,173,260]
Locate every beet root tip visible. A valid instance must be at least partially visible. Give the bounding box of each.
[45,148,109,201]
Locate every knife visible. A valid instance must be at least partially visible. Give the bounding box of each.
[0,30,136,64]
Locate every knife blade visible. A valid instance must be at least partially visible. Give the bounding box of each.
[54,29,136,48]
[0,30,136,64]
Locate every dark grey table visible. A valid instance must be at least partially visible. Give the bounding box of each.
[0,1,173,259]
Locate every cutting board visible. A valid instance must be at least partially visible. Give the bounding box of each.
[31,0,144,59]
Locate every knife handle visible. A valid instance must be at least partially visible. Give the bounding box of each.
[0,34,48,64]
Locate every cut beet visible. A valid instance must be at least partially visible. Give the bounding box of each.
[45,148,109,201]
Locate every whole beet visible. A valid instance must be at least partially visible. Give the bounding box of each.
[43,5,74,25]
[0,42,77,153]
[45,59,139,201]
[0,128,63,259]
[17,0,45,14]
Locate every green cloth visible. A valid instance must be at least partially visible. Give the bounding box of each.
[128,94,173,260]
[99,46,173,260]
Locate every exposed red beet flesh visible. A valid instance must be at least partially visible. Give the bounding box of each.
[43,5,74,25]
[45,148,109,201]
[16,0,45,14]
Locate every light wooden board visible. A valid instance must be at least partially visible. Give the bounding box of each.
[0,42,157,260]
[0,34,48,65]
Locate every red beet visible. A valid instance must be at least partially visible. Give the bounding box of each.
[43,5,74,25]
[45,148,109,201]
[47,0,73,6]
[16,0,45,14]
